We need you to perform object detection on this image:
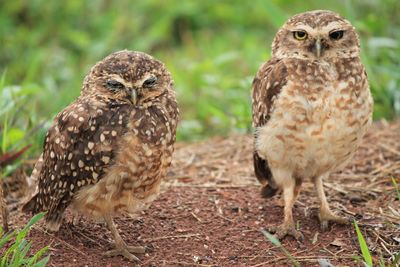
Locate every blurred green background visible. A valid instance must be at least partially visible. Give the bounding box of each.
[1,0,399,164]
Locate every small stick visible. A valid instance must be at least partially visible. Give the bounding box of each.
[0,180,8,233]
[142,233,200,242]
[33,226,86,256]
[190,212,202,222]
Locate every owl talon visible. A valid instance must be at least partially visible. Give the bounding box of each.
[127,245,146,254]
[104,247,141,262]
[268,224,304,242]
[319,211,349,231]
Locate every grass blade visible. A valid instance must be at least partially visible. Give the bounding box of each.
[354,220,373,267]
[261,228,300,267]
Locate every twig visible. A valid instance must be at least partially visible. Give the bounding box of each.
[142,233,200,242]
[190,212,202,222]
[33,226,86,256]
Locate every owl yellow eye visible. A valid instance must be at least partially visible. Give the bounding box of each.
[293,31,308,40]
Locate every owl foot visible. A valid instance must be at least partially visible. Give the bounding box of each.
[104,245,146,262]
[319,211,349,231]
[268,224,304,241]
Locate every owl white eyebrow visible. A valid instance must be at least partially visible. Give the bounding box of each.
[107,75,133,88]
[291,24,314,32]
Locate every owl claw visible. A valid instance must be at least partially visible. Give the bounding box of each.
[319,211,350,231]
[104,245,146,262]
[268,224,304,242]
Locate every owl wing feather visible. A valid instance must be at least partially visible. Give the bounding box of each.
[22,98,131,223]
[251,58,288,197]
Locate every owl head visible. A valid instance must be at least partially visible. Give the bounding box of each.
[271,10,360,60]
[82,50,173,105]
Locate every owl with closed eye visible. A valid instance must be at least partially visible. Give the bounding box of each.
[252,10,373,240]
[23,50,179,261]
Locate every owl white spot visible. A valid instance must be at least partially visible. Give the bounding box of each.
[91,126,96,131]
[55,138,60,144]
[68,126,74,132]
[88,142,94,149]
[72,113,78,119]
[78,160,84,168]
[84,148,89,154]
[111,131,117,136]
[50,151,55,158]
[101,156,110,164]
[70,184,74,190]
[58,181,63,187]
[100,134,106,142]
[145,149,152,157]
[73,171,77,177]
[92,172,98,179]
[79,117,84,122]
[51,175,55,180]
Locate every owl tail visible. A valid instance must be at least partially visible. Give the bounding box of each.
[21,195,38,214]
[253,152,278,198]
[261,184,278,198]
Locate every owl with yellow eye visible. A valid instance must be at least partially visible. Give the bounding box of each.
[252,10,373,240]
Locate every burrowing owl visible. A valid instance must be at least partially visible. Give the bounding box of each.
[252,10,373,240]
[23,50,179,261]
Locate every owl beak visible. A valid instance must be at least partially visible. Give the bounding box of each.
[315,38,322,58]
[130,88,138,105]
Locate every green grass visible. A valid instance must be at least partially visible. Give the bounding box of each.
[354,220,373,267]
[0,212,49,267]
[0,0,399,157]
[261,228,300,267]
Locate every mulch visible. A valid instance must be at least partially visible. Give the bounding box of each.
[1,120,399,266]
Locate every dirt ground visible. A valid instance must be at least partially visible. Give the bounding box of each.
[2,120,400,266]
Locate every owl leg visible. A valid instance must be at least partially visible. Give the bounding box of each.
[314,175,348,231]
[268,176,304,241]
[103,214,146,261]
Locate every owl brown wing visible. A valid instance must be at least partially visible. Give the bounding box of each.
[251,58,287,198]
[22,98,131,223]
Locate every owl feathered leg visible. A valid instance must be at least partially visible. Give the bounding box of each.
[268,172,304,241]
[103,214,145,262]
[314,175,348,230]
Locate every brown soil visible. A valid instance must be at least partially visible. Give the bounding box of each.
[2,121,400,266]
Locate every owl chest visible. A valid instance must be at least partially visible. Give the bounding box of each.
[257,77,371,177]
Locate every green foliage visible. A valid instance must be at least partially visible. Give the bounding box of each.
[0,212,50,267]
[0,0,399,145]
[353,220,373,267]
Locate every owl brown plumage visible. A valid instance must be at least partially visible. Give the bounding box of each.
[252,10,373,240]
[22,50,179,261]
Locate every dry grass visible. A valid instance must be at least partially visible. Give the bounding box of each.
[167,119,400,262]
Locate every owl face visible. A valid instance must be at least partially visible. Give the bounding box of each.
[272,10,360,60]
[83,50,173,105]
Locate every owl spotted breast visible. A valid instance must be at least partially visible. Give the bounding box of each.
[252,10,373,240]
[22,50,179,261]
